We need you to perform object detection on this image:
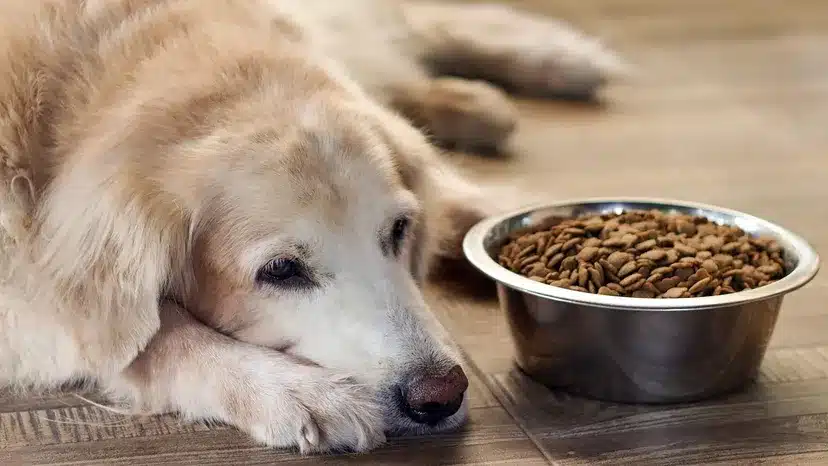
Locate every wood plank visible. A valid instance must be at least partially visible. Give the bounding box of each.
[0,406,546,466]
[0,370,544,465]
[486,347,828,464]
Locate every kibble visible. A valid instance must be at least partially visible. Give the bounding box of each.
[497,209,788,298]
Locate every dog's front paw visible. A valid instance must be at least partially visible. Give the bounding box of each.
[419,77,518,152]
[239,370,386,455]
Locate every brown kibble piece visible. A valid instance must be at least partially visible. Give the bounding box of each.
[562,237,581,251]
[578,267,589,287]
[589,267,604,288]
[635,239,657,251]
[620,273,643,288]
[721,241,741,253]
[577,246,600,262]
[561,256,578,271]
[646,273,663,284]
[640,249,667,261]
[625,278,646,292]
[643,281,661,294]
[723,269,743,278]
[547,253,565,268]
[518,255,540,269]
[607,251,633,270]
[598,286,620,296]
[543,242,564,259]
[701,259,719,274]
[674,243,697,257]
[665,249,681,264]
[606,282,624,292]
[693,268,711,281]
[598,258,618,276]
[652,266,673,276]
[662,287,687,298]
[757,265,780,276]
[585,220,605,233]
[515,244,536,259]
[696,251,713,260]
[618,261,638,278]
[674,267,694,280]
[675,219,697,235]
[655,276,682,293]
[688,277,712,294]
[712,254,734,268]
[602,237,627,248]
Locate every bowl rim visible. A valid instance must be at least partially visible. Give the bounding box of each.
[462,196,821,311]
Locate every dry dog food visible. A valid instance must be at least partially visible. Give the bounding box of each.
[498,209,787,298]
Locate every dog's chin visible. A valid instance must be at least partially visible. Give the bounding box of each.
[384,394,470,438]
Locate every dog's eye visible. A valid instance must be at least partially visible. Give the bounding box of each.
[391,217,410,255]
[257,258,302,284]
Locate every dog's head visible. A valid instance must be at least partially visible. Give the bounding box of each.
[37,48,474,435]
[179,96,471,435]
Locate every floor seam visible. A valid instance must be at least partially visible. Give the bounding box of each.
[458,347,559,465]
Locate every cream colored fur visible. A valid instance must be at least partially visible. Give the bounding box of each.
[0,0,622,454]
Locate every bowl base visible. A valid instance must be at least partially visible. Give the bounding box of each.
[514,361,760,405]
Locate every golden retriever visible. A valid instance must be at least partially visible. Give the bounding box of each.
[0,0,622,454]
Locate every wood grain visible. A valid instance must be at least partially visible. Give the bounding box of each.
[0,406,546,466]
[4,0,828,464]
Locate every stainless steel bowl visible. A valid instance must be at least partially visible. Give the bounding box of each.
[463,198,820,404]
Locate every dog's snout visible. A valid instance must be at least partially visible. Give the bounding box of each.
[401,365,468,425]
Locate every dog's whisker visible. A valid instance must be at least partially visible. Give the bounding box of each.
[71,393,143,417]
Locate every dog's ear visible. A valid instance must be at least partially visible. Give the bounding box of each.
[396,146,434,285]
[420,165,500,293]
[399,154,503,299]
[31,168,190,376]
[381,129,490,288]
[367,105,493,287]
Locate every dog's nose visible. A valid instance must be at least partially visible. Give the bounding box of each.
[402,365,469,425]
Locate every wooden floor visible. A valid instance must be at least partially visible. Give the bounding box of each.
[4,0,828,464]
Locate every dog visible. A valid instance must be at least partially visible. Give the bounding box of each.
[0,0,622,454]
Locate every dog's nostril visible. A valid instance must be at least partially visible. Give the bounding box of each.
[402,365,469,426]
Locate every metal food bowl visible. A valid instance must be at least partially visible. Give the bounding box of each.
[462,198,820,404]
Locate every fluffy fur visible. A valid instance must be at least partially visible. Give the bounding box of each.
[0,0,622,454]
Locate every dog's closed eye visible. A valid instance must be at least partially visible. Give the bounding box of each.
[256,258,313,289]
[390,216,410,256]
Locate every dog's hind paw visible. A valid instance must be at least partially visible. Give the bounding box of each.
[421,3,632,99]
[485,6,631,98]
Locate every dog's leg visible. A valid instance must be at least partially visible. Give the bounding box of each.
[388,76,518,153]
[402,2,628,99]
[106,301,385,454]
